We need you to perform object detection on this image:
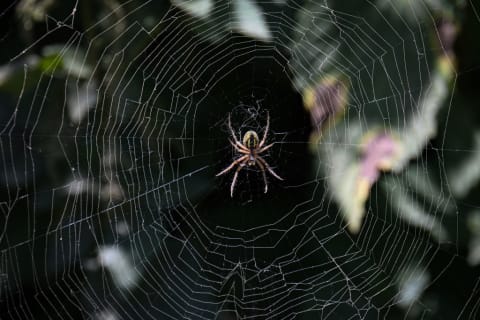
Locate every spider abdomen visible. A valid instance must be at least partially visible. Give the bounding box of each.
[243,130,259,149]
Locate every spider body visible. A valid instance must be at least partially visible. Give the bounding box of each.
[216,113,283,197]
[243,130,259,165]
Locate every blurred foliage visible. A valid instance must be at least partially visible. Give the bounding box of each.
[0,0,480,319]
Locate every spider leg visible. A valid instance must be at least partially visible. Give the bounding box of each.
[255,159,269,193]
[227,113,244,148]
[216,155,248,177]
[230,159,248,197]
[258,142,274,153]
[229,139,249,154]
[257,156,283,181]
[258,111,270,148]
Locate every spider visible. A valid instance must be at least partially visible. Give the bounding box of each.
[216,112,283,197]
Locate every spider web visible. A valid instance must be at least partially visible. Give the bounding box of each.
[1,0,479,319]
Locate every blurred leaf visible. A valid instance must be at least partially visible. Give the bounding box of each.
[292,0,457,234]
[42,45,92,79]
[468,237,480,266]
[38,53,63,74]
[67,80,97,124]
[324,129,401,233]
[303,75,348,148]
[327,145,364,232]
[467,211,480,265]
[232,0,272,41]
[171,0,213,19]
[394,63,455,170]
[404,165,455,213]
[395,264,431,313]
[98,246,140,289]
[0,55,39,95]
[0,45,92,97]
[448,131,480,197]
[377,0,455,22]
[16,0,55,31]
[171,0,273,42]
[382,176,448,242]
[359,133,399,185]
